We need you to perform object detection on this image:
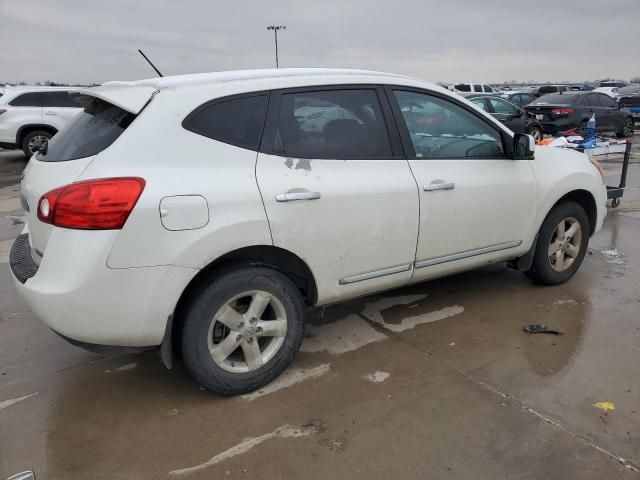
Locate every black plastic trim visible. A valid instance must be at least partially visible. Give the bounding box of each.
[9,234,38,284]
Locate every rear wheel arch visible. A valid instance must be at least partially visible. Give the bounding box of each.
[16,124,58,145]
[171,245,318,353]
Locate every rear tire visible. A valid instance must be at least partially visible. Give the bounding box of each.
[21,130,52,158]
[617,117,634,138]
[524,201,590,285]
[181,266,306,395]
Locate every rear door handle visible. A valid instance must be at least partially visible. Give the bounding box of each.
[275,191,321,202]
[424,182,455,192]
[44,110,57,116]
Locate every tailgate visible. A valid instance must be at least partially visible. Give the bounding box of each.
[21,85,156,262]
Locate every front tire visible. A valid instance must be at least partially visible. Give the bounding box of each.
[525,201,590,285]
[527,126,543,142]
[181,266,306,395]
[617,117,634,138]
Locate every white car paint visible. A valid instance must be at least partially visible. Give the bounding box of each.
[593,86,621,99]
[11,68,607,347]
[0,86,83,152]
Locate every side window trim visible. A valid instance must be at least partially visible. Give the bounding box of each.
[261,84,404,160]
[384,85,510,161]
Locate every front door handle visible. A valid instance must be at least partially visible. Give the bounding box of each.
[275,191,321,202]
[424,182,455,192]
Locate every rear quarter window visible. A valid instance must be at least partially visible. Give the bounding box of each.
[38,98,134,162]
[9,92,42,107]
[182,94,269,151]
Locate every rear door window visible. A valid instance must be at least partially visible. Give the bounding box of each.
[183,94,269,151]
[38,98,135,162]
[454,84,471,92]
[473,85,483,92]
[488,97,518,115]
[9,92,43,107]
[42,91,82,108]
[274,89,392,159]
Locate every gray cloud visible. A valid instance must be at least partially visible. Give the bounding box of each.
[1,0,638,84]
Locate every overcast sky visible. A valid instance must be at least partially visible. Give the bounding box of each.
[1,0,638,85]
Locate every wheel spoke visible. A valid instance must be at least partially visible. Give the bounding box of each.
[216,303,245,330]
[556,249,565,267]
[548,241,562,256]
[555,221,566,238]
[566,244,579,258]
[242,341,264,370]
[257,319,287,337]
[565,222,579,239]
[211,334,241,363]
[245,292,271,320]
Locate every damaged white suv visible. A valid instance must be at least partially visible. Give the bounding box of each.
[11,69,607,394]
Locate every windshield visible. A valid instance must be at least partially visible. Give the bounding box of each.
[38,98,135,162]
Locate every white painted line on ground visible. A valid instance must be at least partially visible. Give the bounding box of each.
[115,362,137,371]
[168,422,322,476]
[364,371,389,383]
[368,305,465,333]
[241,364,331,401]
[0,238,13,264]
[301,313,386,354]
[0,392,38,411]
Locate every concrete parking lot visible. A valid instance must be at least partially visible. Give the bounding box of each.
[1,139,639,479]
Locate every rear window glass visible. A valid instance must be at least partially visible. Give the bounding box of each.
[42,91,82,108]
[538,86,559,94]
[183,95,268,151]
[38,98,134,162]
[531,94,578,105]
[9,92,42,107]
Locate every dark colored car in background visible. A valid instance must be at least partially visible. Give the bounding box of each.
[524,92,634,137]
[498,91,537,107]
[534,85,571,97]
[618,85,640,122]
[463,93,543,141]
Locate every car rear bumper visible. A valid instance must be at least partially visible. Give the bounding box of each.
[0,141,17,150]
[10,227,197,347]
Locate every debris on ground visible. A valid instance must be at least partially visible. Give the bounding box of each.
[594,401,616,413]
[523,324,563,335]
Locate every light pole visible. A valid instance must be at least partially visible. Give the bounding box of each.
[266,25,286,68]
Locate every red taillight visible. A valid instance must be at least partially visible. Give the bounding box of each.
[37,177,145,230]
[551,108,573,117]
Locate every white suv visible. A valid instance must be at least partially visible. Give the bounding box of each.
[0,86,83,157]
[11,69,607,394]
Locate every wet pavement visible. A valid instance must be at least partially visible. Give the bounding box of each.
[1,141,640,479]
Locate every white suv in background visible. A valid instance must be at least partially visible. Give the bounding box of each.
[0,86,83,157]
[449,83,497,93]
[11,69,607,395]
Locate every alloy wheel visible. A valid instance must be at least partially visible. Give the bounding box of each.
[207,290,288,373]
[27,135,48,155]
[547,217,582,272]
[623,118,634,137]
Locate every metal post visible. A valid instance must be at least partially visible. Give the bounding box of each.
[267,25,286,69]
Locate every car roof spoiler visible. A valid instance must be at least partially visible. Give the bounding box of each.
[70,85,158,114]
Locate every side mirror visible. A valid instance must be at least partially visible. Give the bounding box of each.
[513,133,535,159]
